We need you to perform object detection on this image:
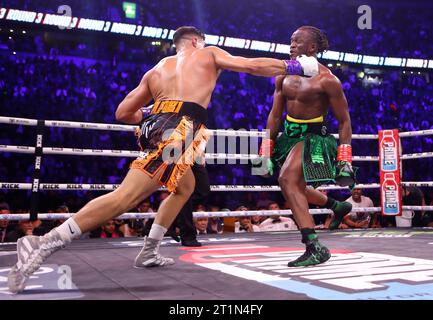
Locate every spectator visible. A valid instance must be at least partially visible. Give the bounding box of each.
[137,199,153,214]
[343,189,374,229]
[259,202,298,231]
[251,214,263,226]
[5,218,35,242]
[93,219,124,238]
[254,205,270,225]
[35,204,70,236]
[207,217,224,234]
[207,205,224,234]
[0,208,11,242]
[401,186,425,227]
[0,197,10,211]
[235,216,260,232]
[123,219,145,237]
[194,217,209,235]
[196,204,206,212]
[235,206,260,232]
[32,217,46,236]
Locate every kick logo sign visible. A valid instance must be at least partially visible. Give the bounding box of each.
[179,244,433,300]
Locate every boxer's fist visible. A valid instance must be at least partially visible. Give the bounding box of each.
[335,161,356,188]
[296,55,319,77]
[284,55,319,77]
[252,139,275,177]
[259,139,274,158]
[335,144,355,188]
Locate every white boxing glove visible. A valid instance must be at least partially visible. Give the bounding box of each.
[296,55,319,77]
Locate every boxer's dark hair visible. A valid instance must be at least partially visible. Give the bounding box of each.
[298,26,329,53]
[173,26,205,45]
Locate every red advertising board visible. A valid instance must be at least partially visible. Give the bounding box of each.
[378,129,402,216]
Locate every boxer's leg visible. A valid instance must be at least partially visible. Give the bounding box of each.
[278,142,330,267]
[304,187,352,230]
[154,168,195,228]
[279,142,314,228]
[134,167,195,268]
[73,169,162,233]
[8,168,163,293]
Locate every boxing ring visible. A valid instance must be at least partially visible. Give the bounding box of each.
[1,116,433,300]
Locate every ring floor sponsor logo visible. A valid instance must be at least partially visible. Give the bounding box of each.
[179,244,433,300]
[0,265,83,300]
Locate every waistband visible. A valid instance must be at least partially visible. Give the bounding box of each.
[286,114,324,123]
[151,100,208,123]
[284,116,328,136]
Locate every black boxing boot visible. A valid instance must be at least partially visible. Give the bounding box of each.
[287,229,330,267]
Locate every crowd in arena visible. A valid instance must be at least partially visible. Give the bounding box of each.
[1,185,432,243]
[1,1,433,242]
[4,0,433,58]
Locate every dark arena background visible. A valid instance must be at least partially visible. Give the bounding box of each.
[1,0,433,308]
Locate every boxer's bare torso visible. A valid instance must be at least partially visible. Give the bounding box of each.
[116,41,289,125]
[280,63,334,119]
[147,47,220,108]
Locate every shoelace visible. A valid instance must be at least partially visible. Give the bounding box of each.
[22,248,43,276]
[21,237,64,276]
[140,239,173,265]
[40,239,64,251]
[154,254,172,265]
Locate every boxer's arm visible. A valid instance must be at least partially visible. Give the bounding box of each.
[267,76,285,140]
[322,74,351,145]
[255,76,285,174]
[210,46,286,77]
[115,71,153,124]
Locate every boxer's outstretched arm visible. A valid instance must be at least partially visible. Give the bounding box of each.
[322,74,352,145]
[210,46,287,77]
[116,71,153,124]
[267,76,286,140]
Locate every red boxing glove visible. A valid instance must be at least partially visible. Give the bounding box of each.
[337,144,352,164]
[260,139,275,158]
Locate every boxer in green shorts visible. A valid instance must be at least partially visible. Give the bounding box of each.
[272,114,337,188]
[259,26,356,267]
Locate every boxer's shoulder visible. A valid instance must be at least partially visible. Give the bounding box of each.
[202,45,219,52]
[318,63,333,75]
[318,70,341,88]
[158,55,175,64]
[275,75,286,88]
